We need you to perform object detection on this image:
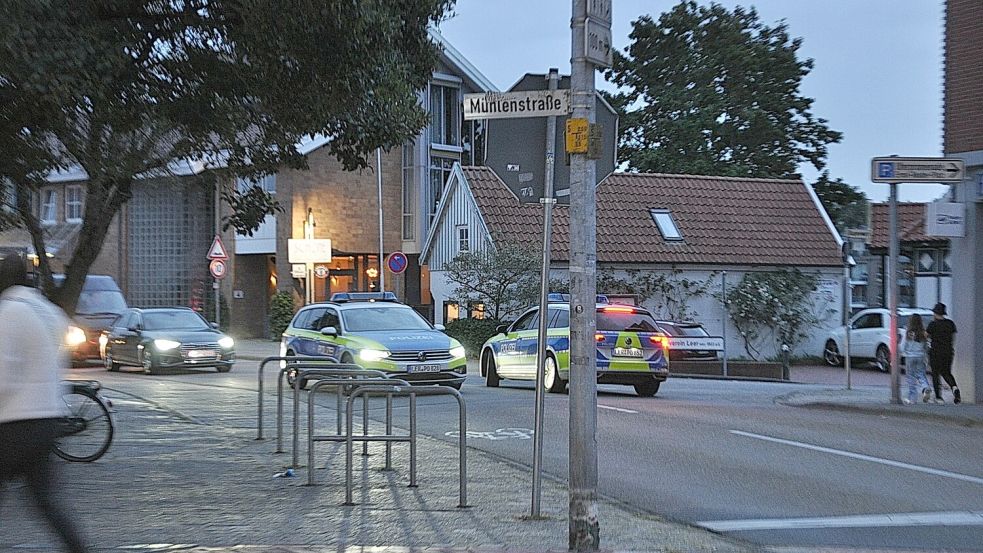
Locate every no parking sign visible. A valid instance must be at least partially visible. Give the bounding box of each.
[386,251,408,274]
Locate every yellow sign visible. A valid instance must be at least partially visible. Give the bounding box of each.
[566,118,589,154]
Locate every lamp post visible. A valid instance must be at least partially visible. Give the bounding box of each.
[304,208,315,304]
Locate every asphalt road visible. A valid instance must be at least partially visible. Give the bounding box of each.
[78,360,983,551]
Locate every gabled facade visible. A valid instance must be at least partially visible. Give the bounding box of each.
[422,166,846,359]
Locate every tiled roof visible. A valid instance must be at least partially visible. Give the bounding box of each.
[461,167,843,267]
[869,202,948,249]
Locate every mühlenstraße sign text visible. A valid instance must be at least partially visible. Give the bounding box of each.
[871,157,965,183]
[463,90,571,120]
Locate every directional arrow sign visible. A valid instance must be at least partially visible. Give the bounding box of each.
[871,157,965,183]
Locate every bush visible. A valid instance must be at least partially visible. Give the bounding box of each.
[444,318,504,359]
[269,291,295,340]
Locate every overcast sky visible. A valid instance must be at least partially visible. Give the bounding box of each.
[436,0,949,203]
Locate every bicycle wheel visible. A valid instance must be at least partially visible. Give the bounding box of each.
[54,389,114,462]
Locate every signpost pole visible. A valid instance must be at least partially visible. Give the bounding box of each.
[888,183,901,404]
[531,68,560,518]
[569,0,605,548]
[843,247,852,390]
[377,148,386,293]
[721,271,728,377]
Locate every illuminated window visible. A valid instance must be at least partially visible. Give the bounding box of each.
[649,208,682,241]
[65,185,83,222]
[469,302,485,320]
[443,301,460,323]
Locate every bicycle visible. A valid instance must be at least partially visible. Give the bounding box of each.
[54,380,114,463]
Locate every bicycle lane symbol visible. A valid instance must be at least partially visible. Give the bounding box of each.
[445,428,534,440]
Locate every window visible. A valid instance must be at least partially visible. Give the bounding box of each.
[40,189,57,224]
[430,84,460,147]
[469,302,485,320]
[457,225,469,252]
[65,185,83,222]
[443,301,460,323]
[401,142,415,240]
[853,313,882,329]
[302,308,327,331]
[428,156,455,226]
[548,308,570,329]
[236,174,276,194]
[650,209,682,241]
[512,309,539,332]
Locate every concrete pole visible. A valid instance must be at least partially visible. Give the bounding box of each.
[532,68,560,518]
[214,184,221,326]
[889,183,901,404]
[721,271,728,377]
[377,148,386,292]
[844,263,852,390]
[569,0,599,549]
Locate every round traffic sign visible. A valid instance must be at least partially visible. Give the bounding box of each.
[387,251,408,274]
[314,265,328,278]
[209,259,227,280]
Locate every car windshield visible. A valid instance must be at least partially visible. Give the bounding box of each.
[596,309,660,332]
[75,291,127,315]
[342,307,432,332]
[143,311,210,331]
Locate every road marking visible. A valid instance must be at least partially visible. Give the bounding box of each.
[698,511,983,532]
[731,430,983,485]
[598,404,638,414]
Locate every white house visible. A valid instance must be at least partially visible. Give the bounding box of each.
[421,165,846,360]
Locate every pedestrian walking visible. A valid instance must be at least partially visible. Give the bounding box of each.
[0,254,91,553]
[900,314,931,404]
[926,302,960,404]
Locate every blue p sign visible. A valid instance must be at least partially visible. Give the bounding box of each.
[877,162,895,179]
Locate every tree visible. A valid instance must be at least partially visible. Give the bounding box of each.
[597,267,717,321]
[722,269,832,360]
[0,0,452,313]
[811,171,869,232]
[442,243,541,322]
[604,1,842,178]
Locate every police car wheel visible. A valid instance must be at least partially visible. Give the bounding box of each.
[483,351,500,387]
[633,380,660,397]
[545,356,565,394]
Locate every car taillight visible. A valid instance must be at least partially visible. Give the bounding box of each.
[595,333,605,343]
[649,335,670,353]
[602,306,635,313]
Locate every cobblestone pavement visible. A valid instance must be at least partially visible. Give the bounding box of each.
[1,375,755,553]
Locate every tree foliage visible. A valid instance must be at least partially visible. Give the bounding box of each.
[597,267,717,321]
[604,1,842,178]
[442,243,541,321]
[0,0,452,313]
[722,269,830,360]
[811,171,868,232]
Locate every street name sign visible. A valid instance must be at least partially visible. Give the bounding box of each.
[463,90,571,120]
[871,157,965,183]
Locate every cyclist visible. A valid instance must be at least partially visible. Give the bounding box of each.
[0,253,91,553]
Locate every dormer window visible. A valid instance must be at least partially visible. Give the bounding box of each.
[650,208,682,241]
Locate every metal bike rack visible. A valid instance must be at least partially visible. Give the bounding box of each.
[256,356,338,440]
[277,364,394,467]
[306,377,410,485]
[343,384,468,508]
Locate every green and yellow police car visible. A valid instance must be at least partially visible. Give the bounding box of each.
[280,292,467,389]
[480,295,669,397]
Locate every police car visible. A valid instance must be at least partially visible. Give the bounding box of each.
[480,295,669,397]
[280,292,467,389]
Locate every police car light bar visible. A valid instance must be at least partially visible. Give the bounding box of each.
[546,293,609,304]
[330,291,399,303]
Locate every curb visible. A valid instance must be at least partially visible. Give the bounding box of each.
[781,399,983,427]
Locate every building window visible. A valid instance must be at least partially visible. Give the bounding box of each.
[430,84,460,147]
[236,174,276,194]
[40,189,57,224]
[469,302,485,320]
[457,225,469,252]
[428,156,455,227]
[650,208,682,241]
[65,185,83,223]
[443,301,460,323]
[402,142,415,240]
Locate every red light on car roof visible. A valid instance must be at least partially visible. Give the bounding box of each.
[602,306,636,313]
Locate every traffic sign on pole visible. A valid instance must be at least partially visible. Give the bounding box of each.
[209,259,227,280]
[207,235,229,260]
[871,157,965,183]
[386,251,408,274]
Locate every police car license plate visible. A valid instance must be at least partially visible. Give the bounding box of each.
[613,347,643,358]
[409,364,442,373]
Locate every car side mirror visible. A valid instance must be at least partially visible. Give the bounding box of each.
[434,323,445,331]
[320,326,338,337]
[127,325,140,333]
[496,324,508,335]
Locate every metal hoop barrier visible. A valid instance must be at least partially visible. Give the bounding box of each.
[256,356,339,440]
[277,364,391,467]
[306,377,411,485]
[342,385,468,508]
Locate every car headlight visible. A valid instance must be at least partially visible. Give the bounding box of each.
[153,339,181,351]
[450,346,466,359]
[359,349,390,362]
[65,326,86,347]
[218,336,235,349]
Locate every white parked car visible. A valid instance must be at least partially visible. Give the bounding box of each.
[823,307,934,370]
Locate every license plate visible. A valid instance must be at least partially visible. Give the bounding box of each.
[188,349,216,359]
[408,364,442,373]
[613,347,643,358]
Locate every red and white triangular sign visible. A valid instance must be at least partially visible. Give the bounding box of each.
[206,235,229,260]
